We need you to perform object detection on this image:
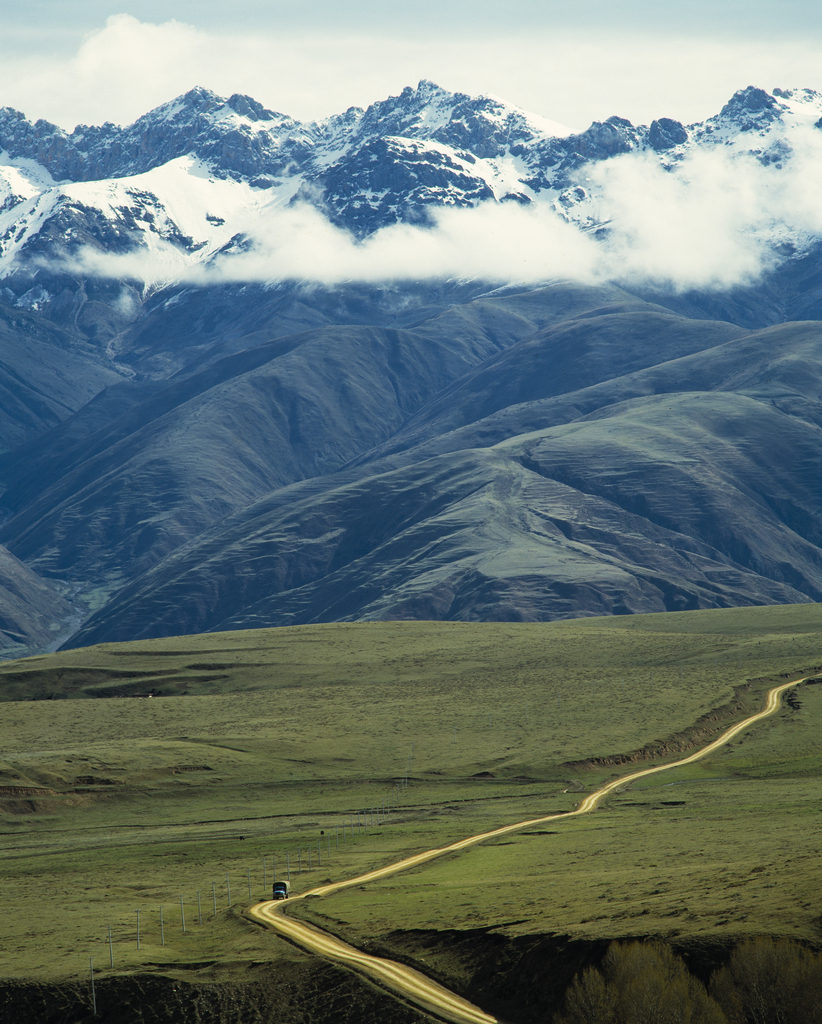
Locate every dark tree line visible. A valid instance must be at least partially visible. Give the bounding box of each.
[554,936,822,1024]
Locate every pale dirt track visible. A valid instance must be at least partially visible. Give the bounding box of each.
[248,677,805,1024]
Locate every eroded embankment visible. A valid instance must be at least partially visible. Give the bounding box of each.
[0,958,437,1024]
[0,931,741,1024]
[369,928,738,1024]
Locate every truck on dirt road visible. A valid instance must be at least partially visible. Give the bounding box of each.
[272,881,291,900]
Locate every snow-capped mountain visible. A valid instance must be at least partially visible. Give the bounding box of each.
[1,81,822,335]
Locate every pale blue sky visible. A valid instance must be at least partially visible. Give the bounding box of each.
[10,0,822,37]
[3,3,822,129]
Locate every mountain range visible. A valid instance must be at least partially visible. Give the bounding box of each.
[0,81,821,657]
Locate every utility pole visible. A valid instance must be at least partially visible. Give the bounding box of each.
[160,908,165,946]
[197,891,202,926]
[226,874,232,908]
[180,895,186,933]
[136,910,140,950]
[212,882,217,917]
[108,925,113,968]
[90,959,96,1016]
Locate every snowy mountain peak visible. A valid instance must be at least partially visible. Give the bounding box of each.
[147,86,226,122]
[356,79,572,151]
[719,86,781,129]
[225,93,284,123]
[139,87,293,132]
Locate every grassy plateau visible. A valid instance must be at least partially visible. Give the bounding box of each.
[1,604,821,991]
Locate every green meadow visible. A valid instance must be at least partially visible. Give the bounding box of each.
[1,605,821,985]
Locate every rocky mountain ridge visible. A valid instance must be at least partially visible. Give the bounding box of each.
[1,82,821,294]
[3,81,815,191]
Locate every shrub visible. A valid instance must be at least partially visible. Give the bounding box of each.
[709,936,822,1024]
[555,940,727,1024]
[555,965,617,1024]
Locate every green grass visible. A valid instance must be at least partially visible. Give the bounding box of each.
[1,604,821,983]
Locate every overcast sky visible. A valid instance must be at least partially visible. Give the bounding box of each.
[2,2,822,131]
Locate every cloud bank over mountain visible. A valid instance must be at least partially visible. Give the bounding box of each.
[187,138,822,291]
[53,130,822,294]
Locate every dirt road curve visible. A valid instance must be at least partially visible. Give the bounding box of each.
[248,677,805,1024]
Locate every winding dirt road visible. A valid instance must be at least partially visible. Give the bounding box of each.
[248,677,805,1024]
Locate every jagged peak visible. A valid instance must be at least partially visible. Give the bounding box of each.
[386,80,463,110]
[0,106,32,124]
[225,93,286,123]
[720,86,779,120]
[178,85,224,107]
[142,87,227,123]
[415,79,451,96]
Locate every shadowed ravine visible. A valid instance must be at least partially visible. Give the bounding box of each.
[248,678,804,1024]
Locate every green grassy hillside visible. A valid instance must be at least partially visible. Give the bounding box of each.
[1,605,820,985]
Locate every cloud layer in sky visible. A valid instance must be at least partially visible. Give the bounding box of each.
[2,12,822,131]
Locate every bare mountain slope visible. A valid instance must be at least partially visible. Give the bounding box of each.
[65,316,822,646]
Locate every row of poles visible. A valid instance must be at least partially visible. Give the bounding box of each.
[86,768,414,1007]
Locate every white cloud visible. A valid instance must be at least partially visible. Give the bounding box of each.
[1,16,226,128]
[54,200,602,289]
[586,130,822,291]
[588,149,776,290]
[2,14,822,133]
[60,131,822,294]
[212,200,602,285]
[48,123,822,294]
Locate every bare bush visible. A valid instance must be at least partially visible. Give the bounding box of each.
[555,940,727,1024]
[709,936,822,1024]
